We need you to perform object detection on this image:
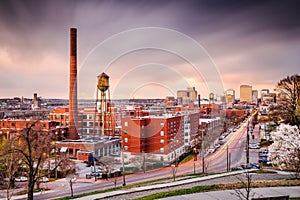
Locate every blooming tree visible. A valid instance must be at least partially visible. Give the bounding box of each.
[268,124,300,178]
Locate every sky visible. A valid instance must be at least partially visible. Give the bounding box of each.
[0,0,299,99]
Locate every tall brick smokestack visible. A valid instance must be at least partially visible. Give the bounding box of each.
[68,28,79,140]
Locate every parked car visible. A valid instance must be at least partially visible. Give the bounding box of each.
[218,139,224,145]
[15,176,28,182]
[249,142,260,149]
[261,148,269,154]
[214,143,221,149]
[208,147,216,153]
[86,171,102,179]
[259,156,271,164]
[231,166,243,171]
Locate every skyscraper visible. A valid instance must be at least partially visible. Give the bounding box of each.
[240,85,252,102]
[225,89,235,103]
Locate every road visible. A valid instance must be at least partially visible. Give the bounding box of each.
[13,118,259,200]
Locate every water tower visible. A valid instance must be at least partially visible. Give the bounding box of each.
[93,72,112,137]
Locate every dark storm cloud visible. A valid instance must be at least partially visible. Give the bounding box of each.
[0,0,299,98]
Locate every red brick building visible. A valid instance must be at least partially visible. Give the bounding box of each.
[121,109,186,163]
[50,103,118,138]
[0,119,67,141]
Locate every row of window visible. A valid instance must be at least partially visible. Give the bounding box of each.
[124,137,165,144]
[123,145,165,153]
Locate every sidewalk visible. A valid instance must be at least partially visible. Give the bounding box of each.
[161,186,300,200]
[75,169,259,200]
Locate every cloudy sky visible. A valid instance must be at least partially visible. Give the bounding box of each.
[0,0,299,99]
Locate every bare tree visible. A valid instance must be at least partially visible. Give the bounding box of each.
[0,122,67,200]
[100,156,121,180]
[129,154,146,173]
[63,161,77,197]
[231,170,255,200]
[270,74,300,127]
[170,164,178,182]
[0,137,22,200]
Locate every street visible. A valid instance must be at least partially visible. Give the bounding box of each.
[12,119,259,200]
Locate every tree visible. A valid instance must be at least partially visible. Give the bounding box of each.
[62,160,78,197]
[271,74,300,127]
[268,124,300,178]
[0,122,68,200]
[0,137,22,200]
[231,170,255,200]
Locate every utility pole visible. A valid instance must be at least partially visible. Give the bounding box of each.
[193,147,197,175]
[201,130,205,173]
[93,152,97,182]
[121,144,126,186]
[229,153,231,170]
[226,145,229,172]
[246,121,250,164]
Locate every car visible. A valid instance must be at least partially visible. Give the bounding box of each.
[214,143,221,149]
[241,163,260,169]
[218,139,224,145]
[261,148,269,154]
[219,135,225,140]
[86,171,102,179]
[249,142,260,149]
[231,166,243,171]
[249,163,260,169]
[15,176,28,182]
[208,147,215,153]
[259,157,269,164]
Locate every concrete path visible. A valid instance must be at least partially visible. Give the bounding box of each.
[161,186,300,200]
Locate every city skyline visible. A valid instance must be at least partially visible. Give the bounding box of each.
[0,0,299,99]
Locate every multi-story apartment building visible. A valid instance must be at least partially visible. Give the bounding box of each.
[177,87,198,105]
[225,89,235,104]
[0,119,67,141]
[50,103,118,138]
[199,117,222,150]
[260,89,269,99]
[240,85,252,102]
[121,111,185,164]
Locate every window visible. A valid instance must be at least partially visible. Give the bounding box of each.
[160,131,164,136]
[160,148,164,153]
[124,122,128,126]
[124,146,128,150]
[82,122,87,126]
[124,138,128,143]
[88,122,93,126]
[11,123,15,127]
[160,123,164,128]
[160,139,164,144]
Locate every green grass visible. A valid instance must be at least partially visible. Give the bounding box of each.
[254,169,277,174]
[133,179,300,200]
[15,188,49,195]
[133,185,220,200]
[179,153,195,164]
